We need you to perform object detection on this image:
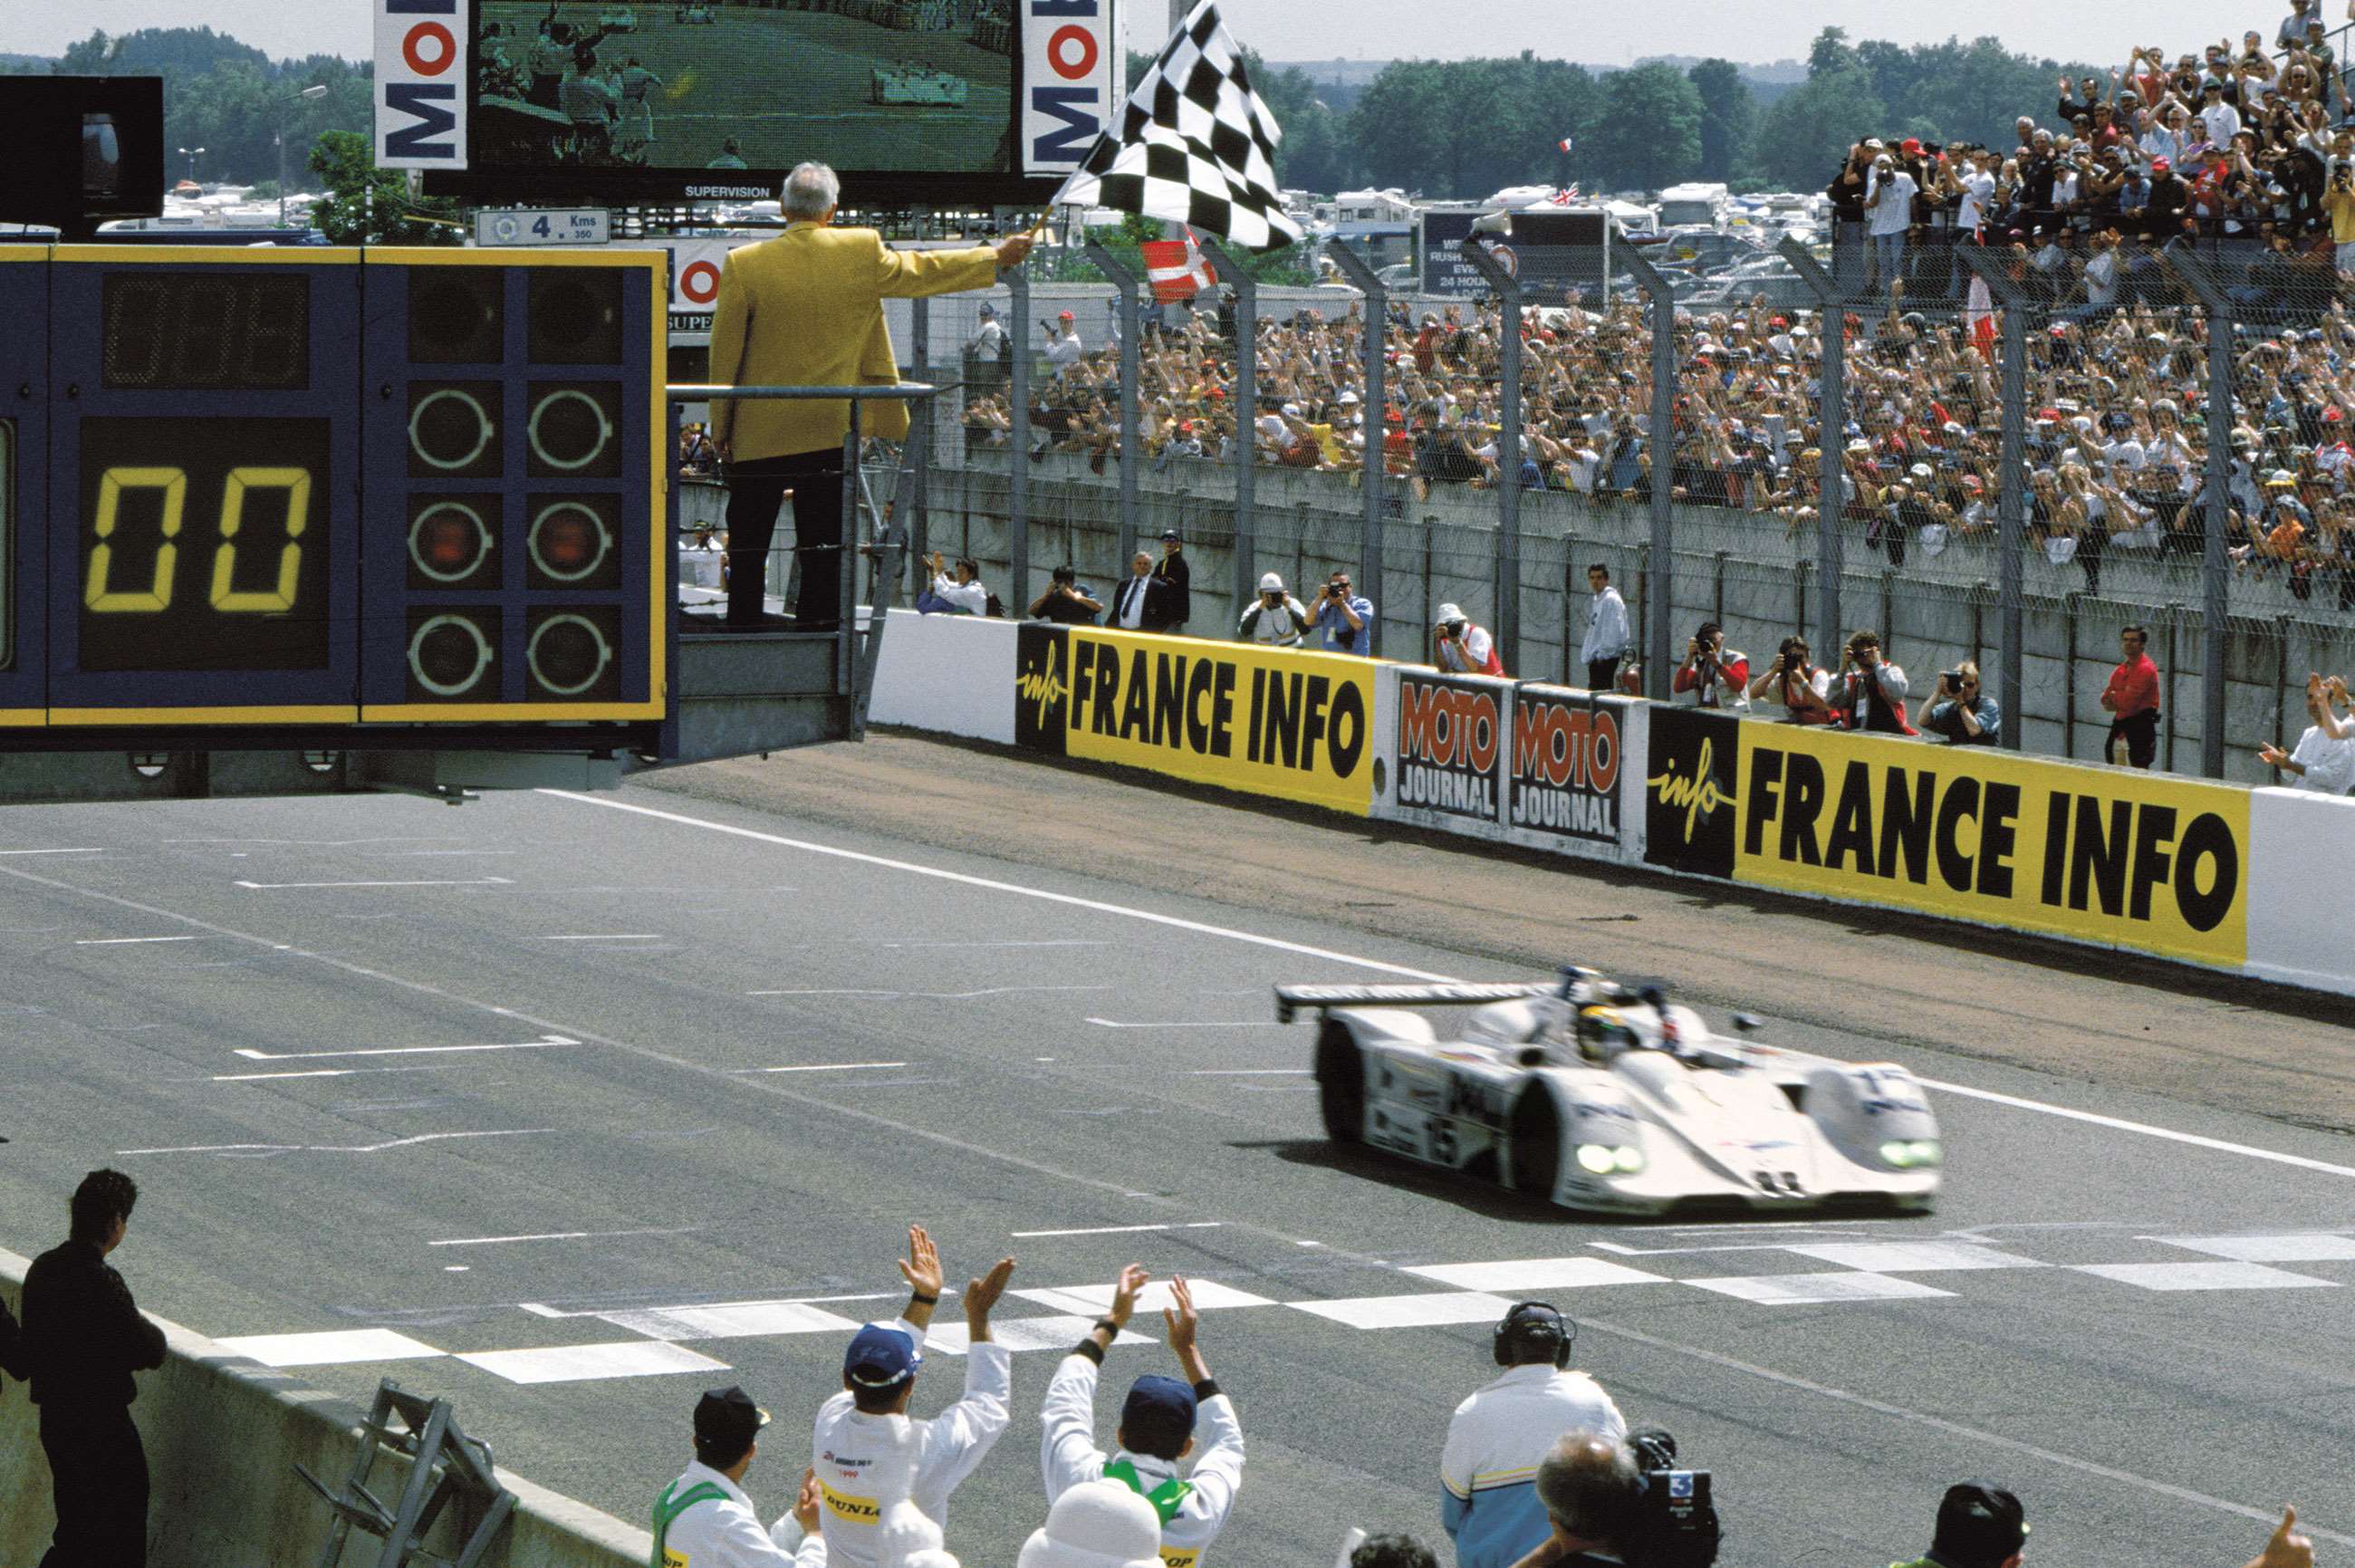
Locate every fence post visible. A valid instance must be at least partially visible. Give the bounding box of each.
[1622,241,1680,699]
[1199,237,1262,633]
[1958,245,2029,753]
[1455,242,1523,675]
[1082,241,1143,570]
[1780,238,1844,669]
[1007,262,1032,609]
[908,295,930,590]
[2158,248,2237,779]
[1324,241,1390,657]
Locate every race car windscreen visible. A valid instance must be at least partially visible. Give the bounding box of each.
[471,0,1017,178]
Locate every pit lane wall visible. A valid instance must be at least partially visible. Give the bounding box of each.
[865,611,2350,997]
[0,1249,647,1568]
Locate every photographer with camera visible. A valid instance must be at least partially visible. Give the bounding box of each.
[1029,564,1104,627]
[2324,159,2355,276]
[1238,572,1311,649]
[1506,1429,1716,1568]
[1672,622,1750,710]
[1308,570,1374,656]
[1440,1304,1624,1568]
[1434,604,1505,677]
[1830,628,1916,734]
[1746,635,1833,724]
[1918,660,2001,746]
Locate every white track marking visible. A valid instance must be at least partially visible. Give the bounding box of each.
[2071,1261,2338,1292]
[212,1066,450,1082]
[1919,1076,2355,1180]
[732,1062,908,1074]
[457,1341,726,1385]
[233,1034,578,1062]
[431,1226,706,1248]
[0,848,104,856]
[2151,1233,2355,1262]
[74,936,206,946]
[543,792,1456,980]
[1012,1222,1226,1237]
[1404,1257,1668,1292]
[120,1129,552,1157]
[234,878,514,890]
[214,1329,446,1367]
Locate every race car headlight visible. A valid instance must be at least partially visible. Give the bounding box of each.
[1879,1139,1942,1169]
[1577,1144,1645,1176]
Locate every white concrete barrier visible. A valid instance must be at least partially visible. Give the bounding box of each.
[869,609,1017,745]
[2245,786,2355,995]
[0,1250,649,1568]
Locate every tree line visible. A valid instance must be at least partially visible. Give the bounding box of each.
[1164,27,2103,200]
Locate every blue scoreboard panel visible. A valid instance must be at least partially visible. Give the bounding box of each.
[0,245,667,742]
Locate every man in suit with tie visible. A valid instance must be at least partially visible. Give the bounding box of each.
[708,162,1032,630]
[1110,552,1178,633]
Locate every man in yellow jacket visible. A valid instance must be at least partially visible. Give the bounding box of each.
[709,161,1033,629]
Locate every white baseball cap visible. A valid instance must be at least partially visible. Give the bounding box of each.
[1435,602,1466,626]
[1259,571,1285,592]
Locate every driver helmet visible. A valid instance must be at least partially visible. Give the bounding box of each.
[1576,1005,1639,1063]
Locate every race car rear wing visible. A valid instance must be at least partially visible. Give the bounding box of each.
[1274,982,1559,1024]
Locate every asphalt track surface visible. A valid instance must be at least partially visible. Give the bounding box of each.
[4,735,2355,1568]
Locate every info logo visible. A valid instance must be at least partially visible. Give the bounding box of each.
[1643,707,1739,879]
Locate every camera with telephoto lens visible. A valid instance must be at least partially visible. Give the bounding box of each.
[1620,1430,1719,1568]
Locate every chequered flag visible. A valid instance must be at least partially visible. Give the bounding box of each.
[1048,1,1304,254]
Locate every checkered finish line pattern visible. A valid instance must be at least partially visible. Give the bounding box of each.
[209,1231,2355,1387]
[1049,1,1304,255]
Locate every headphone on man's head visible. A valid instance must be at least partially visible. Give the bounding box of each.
[1493,1301,1572,1369]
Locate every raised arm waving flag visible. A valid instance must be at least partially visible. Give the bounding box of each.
[1047,1,1303,253]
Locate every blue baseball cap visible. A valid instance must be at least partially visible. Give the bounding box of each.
[844,1323,922,1388]
[1120,1374,1197,1454]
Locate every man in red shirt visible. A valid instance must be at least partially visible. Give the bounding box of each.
[2100,623,2162,768]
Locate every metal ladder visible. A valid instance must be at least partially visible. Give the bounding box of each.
[294,1378,515,1568]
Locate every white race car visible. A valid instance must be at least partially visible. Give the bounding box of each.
[1278,969,1941,1216]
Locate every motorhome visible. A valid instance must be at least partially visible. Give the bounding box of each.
[1655,181,1730,232]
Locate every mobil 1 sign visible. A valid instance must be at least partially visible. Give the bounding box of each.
[475,209,611,247]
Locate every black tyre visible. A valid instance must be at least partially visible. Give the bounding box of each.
[1508,1084,1562,1198]
[1314,1021,1365,1143]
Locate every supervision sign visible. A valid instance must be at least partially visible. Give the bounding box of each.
[1735,725,2248,967]
[1015,625,1375,813]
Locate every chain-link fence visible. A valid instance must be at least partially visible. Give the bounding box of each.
[886,226,2355,785]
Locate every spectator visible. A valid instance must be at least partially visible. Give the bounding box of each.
[1017,1481,1166,1568]
[1042,1269,1244,1567]
[1746,634,1834,723]
[1829,628,1916,734]
[1434,603,1505,677]
[1110,552,1180,632]
[21,1169,167,1568]
[1890,1482,2028,1568]
[1031,564,1103,626]
[1354,1536,1440,1568]
[1579,563,1631,693]
[2242,1507,2313,1568]
[652,1386,827,1568]
[1673,622,1751,709]
[1309,569,1375,655]
[917,553,990,616]
[1512,1432,1643,1568]
[1044,312,1084,376]
[1918,660,2002,745]
[2100,622,2162,767]
[1239,572,1311,648]
[1866,152,1918,291]
[2258,672,2355,791]
[0,1278,20,1393]
[1153,531,1191,632]
[1441,1303,1625,1568]
[811,1225,1016,1568]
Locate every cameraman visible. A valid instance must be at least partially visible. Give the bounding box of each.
[1029,564,1103,626]
[1237,572,1310,648]
[1829,627,1915,734]
[1672,623,1749,710]
[1441,1303,1623,1568]
[1745,635,1833,724]
[1917,660,2001,746]
[2326,160,2355,279]
[1309,570,1374,656]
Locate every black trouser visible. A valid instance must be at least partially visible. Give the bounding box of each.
[725,449,847,626]
[39,1403,149,1568]
[2108,709,2159,769]
[1586,657,1620,694]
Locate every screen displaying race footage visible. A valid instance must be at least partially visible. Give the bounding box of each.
[472,0,1016,175]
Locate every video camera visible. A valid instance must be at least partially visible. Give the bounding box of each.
[1621,1430,1720,1568]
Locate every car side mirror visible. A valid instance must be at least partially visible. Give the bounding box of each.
[1731,1013,1762,1033]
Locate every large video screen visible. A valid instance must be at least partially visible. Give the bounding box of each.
[434,0,1087,206]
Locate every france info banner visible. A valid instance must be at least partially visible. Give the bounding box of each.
[376,0,469,169]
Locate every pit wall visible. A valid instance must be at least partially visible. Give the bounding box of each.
[0,1250,649,1568]
[866,610,2350,997]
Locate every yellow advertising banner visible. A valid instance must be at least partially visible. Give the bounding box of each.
[1057,629,1377,814]
[1733,726,2249,967]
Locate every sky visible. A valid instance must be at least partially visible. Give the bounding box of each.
[0,0,2309,72]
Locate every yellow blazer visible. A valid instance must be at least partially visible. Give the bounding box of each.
[706,221,998,461]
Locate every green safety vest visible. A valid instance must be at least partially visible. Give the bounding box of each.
[1103,1457,1193,1525]
[651,1479,730,1568]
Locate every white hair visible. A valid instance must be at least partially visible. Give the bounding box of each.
[783,161,841,220]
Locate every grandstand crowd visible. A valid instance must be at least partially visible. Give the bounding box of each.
[957,4,2355,610]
